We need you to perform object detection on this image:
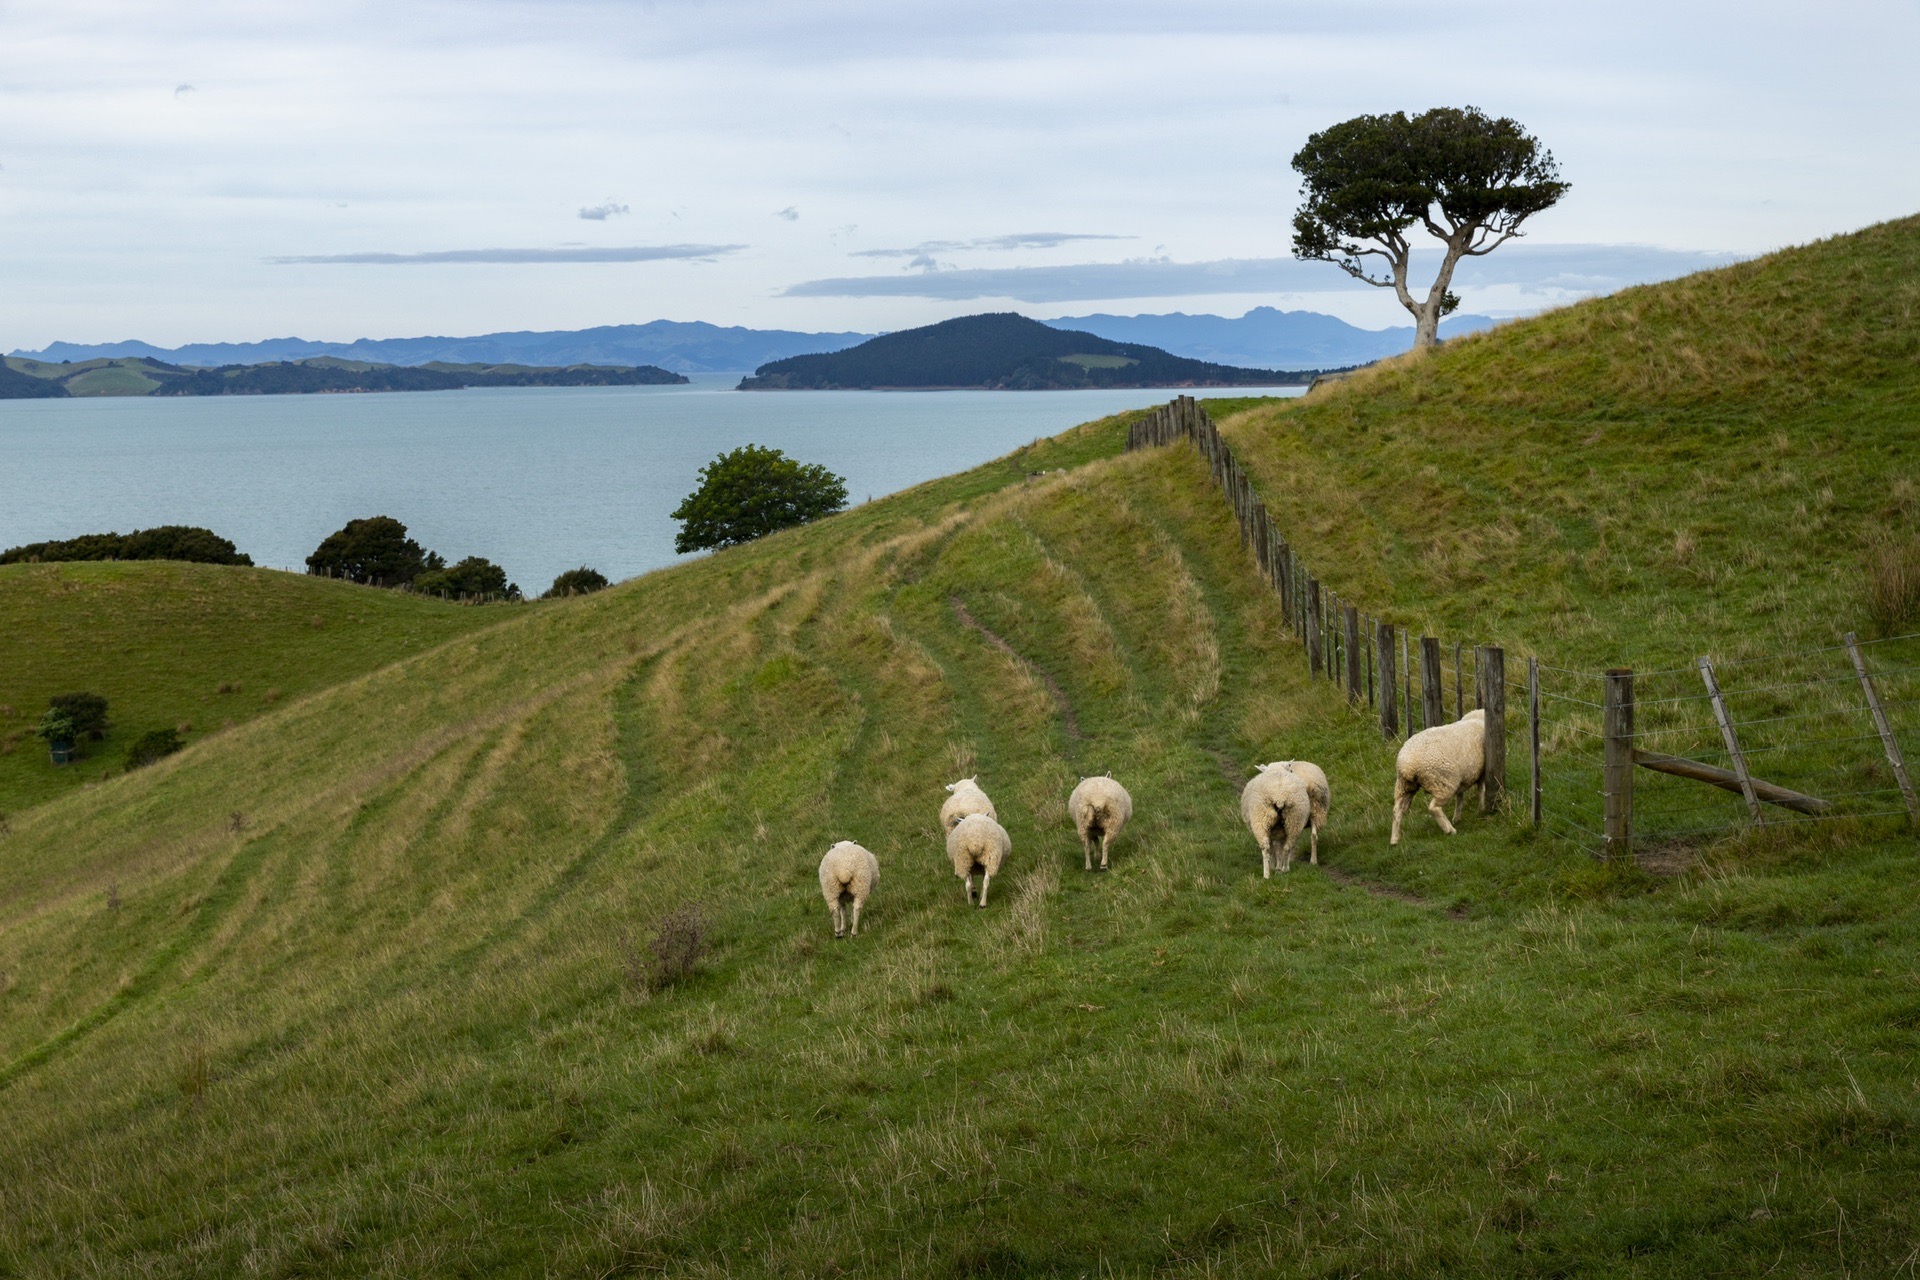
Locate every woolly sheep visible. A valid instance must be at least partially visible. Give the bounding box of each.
[1391,709,1486,845]
[940,776,997,832]
[1067,774,1132,872]
[1255,760,1328,863]
[818,840,880,939]
[1241,764,1313,878]
[946,812,1012,908]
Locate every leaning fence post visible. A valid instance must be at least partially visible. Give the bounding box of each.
[1698,656,1764,828]
[1481,646,1506,814]
[1603,668,1635,860]
[1421,636,1444,729]
[1528,656,1542,829]
[1378,621,1399,739]
[1845,631,1920,827]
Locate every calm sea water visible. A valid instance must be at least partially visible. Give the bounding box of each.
[0,375,1303,591]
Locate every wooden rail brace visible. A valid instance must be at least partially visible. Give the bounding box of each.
[1603,668,1635,859]
[1698,656,1764,827]
[1845,631,1919,827]
[1632,750,1831,816]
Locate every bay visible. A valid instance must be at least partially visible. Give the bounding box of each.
[0,375,1302,591]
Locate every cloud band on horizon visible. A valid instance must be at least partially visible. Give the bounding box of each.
[785,244,1745,303]
[270,244,746,265]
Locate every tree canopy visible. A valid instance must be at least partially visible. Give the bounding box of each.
[413,556,518,601]
[305,517,443,587]
[671,446,848,553]
[0,525,252,566]
[1291,106,1568,348]
[544,566,611,598]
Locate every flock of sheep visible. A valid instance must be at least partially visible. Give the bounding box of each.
[817,705,1489,938]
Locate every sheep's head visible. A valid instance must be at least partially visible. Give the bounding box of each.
[945,776,978,793]
[1462,709,1486,723]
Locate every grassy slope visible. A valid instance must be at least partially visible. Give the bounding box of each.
[0,564,505,812]
[2,221,1919,1276]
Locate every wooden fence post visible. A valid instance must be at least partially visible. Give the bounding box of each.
[1529,656,1542,829]
[1345,605,1361,705]
[1421,636,1444,729]
[1454,641,1464,720]
[1481,646,1506,814]
[1603,668,1635,860]
[1402,630,1414,734]
[1307,578,1323,677]
[1698,656,1764,828]
[1845,631,1920,827]
[1378,621,1399,740]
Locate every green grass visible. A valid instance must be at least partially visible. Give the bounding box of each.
[3,218,1920,1276]
[0,563,506,812]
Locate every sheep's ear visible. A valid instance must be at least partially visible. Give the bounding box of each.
[944,783,957,792]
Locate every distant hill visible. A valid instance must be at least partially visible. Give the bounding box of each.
[737,313,1314,390]
[13,320,875,375]
[1046,306,1497,369]
[0,355,686,399]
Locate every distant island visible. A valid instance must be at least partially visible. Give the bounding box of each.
[0,355,687,399]
[737,313,1319,391]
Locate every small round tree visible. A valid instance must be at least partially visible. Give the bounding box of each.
[1291,106,1569,349]
[306,516,442,587]
[413,555,515,600]
[545,566,610,598]
[671,445,848,553]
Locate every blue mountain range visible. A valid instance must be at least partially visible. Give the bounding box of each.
[14,308,1496,375]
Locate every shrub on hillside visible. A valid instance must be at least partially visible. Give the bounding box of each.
[0,525,252,566]
[1868,535,1920,633]
[49,692,109,740]
[413,555,520,601]
[33,708,77,748]
[124,728,184,770]
[544,566,610,598]
[305,516,443,587]
[670,445,847,553]
[639,905,710,993]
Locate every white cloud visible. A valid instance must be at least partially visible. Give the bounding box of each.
[577,201,630,221]
[774,206,799,221]
[272,244,745,265]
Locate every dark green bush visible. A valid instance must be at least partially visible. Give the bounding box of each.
[671,444,847,553]
[0,525,251,566]
[124,728,184,770]
[48,692,108,740]
[305,516,442,587]
[413,556,519,600]
[544,566,610,598]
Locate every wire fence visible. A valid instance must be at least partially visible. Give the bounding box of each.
[1127,396,1920,859]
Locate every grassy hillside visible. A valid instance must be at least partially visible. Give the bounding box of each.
[3,219,1920,1276]
[0,563,505,812]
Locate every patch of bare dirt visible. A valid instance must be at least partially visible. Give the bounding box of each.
[1319,864,1467,918]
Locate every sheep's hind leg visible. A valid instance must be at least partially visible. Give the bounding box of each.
[1082,832,1093,873]
[850,899,863,937]
[1391,779,1414,846]
[978,872,992,908]
[1099,832,1110,871]
[1309,823,1319,865]
[964,874,976,904]
[1428,792,1458,835]
[831,901,845,939]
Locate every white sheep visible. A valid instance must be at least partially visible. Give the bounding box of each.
[940,776,997,832]
[1391,708,1486,845]
[1067,774,1132,872]
[947,812,1011,908]
[1241,765,1313,878]
[818,841,880,938]
[1255,760,1328,863]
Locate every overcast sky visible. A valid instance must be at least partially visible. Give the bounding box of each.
[3,0,1916,349]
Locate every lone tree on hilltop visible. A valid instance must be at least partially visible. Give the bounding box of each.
[1291,106,1569,350]
[545,566,610,598]
[306,516,443,587]
[671,445,848,553]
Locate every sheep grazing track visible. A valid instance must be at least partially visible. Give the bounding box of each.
[948,595,1082,741]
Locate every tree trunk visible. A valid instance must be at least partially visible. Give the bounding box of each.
[1410,238,1471,350]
